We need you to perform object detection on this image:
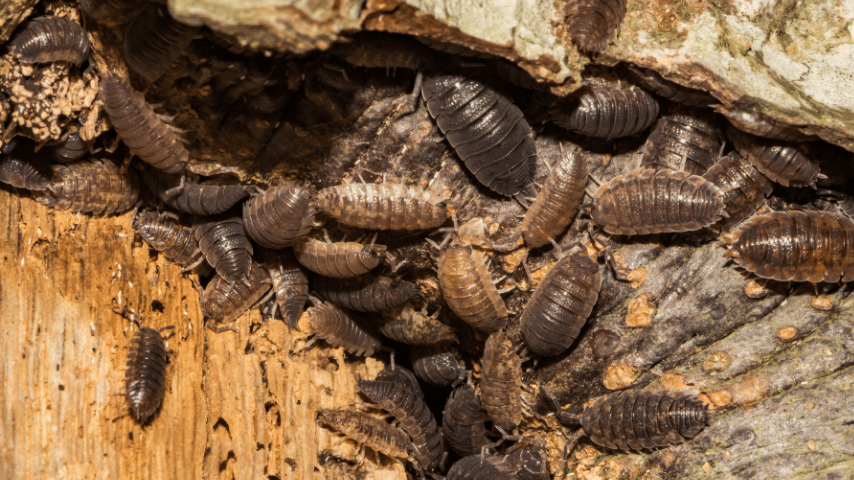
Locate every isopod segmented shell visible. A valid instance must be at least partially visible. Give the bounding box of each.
[446,455,518,480]
[520,252,602,356]
[564,0,628,53]
[317,183,447,231]
[100,74,188,174]
[37,158,139,215]
[293,239,386,278]
[442,383,490,457]
[727,124,822,188]
[504,447,550,480]
[243,183,316,249]
[379,306,457,346]
[591,168,725,235]
[202,262,272,327]
[522,146,588,248]
[51,128,92,163]
[411,344,465,387]
[194,215,254,285]
[80,0,142,27]
[308,300,382,356]
[480,330,522,431]
[133,210,208,272]
[9,15,90,66]
[142,170,251,216]
[438,244,508,333]
[421,75,536,196]
[580,390,708,450]
[264,250,309,330]
[123,4,198,82]
[701,152,773,231]
[724,210,854,283]
[0,148,52,191]
[375,365,425,400]
[317,408,414,462]
[313,274,421,312]
[639,105,723,175]
[553,86,659,139]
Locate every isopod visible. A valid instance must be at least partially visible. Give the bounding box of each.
[639,105,724,175]
[358,378,444,470]
[520,250,602,356]
[564,0,627,52]
[723,210,854,283]
[716,105,815,142]
[375,365,425,400]
[79,0,143,27]
[317,183,447,231]
[37,158,139,215]
[446,455,518,480]
[480,330,522,431]
[123,4,199,82]
[243,183,316,249]
[411,344,465,387]
[308,300,383,356]
[293,238,386,278]
[379,306,457,346]
[202,262,272,330]
[132,209,208,272]
[142,170,252,216]
[9,15,90,66]
[625,65,714,107]
[313,274,421,312]
[438,244,508,333]
[552,86,659,139]
[727,124,822,188]
[522,145,588,248]
[590,168,725,235]
[0,148,51,191]
[504,447,550,480]
[421,75,536,196]
[316,408,414,463]
[100,74,188,174]
[112,306,174,423]
[580,390,708,450]
[442,383,490,457]
[194,215,254,285]
[331,32,447,72]
[701,152,773,231]
[51,127,93,163]
[264,250,309,329]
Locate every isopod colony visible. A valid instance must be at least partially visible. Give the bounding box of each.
[2,0,852,478]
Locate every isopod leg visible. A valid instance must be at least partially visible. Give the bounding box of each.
[407,71,423,113]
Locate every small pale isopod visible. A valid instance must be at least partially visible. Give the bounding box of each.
[724,210,854,283]
[591,168,725,235]
[132,209,208,272]
[293,238,386,278]
[317,408,414,464]
[438,244,508,333]
[37,158,139,215]
[243,183,316,249]
[313,274,421,312]
[100,74,188,174]
[9,15,90,66]
[480,330,522,431]
[317,183,447,231]
[421,75,536,196]
[379,306,457,346]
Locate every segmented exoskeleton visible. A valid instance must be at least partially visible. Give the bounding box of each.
[313,274,421,312]
[142,170,251,216]
[37,158,139,215]
[480,330,522,431]
[378,306,457,346]
[308,300,383,356]
[9,15,90,66]
[442,383,490,457]
[438,244,507,333]
[564,0,628,53]
[317,183,447,231]
[133,209,208,272]
[293,238,386,278]
[123,4,198,82]
[552,86,659,139]
[202,262,272,330]
[243,183,315,248]
[194,215,254,285]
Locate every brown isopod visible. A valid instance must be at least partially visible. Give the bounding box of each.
[716,105,816,142]
[317,408,415,464]
[421,75,537,196]
[37,158,140,215]
[264,250,309,330]
[243,182,316,249]
[317,183,448,231]
[293,237,387,278]
[723,210,854,283]
[442,383,490,457]
[100,74,188,174]
[411,344,465,387]
[564,0,627,53]
[313,274,421,313]
[375,365,425,400]
[132,209,208,272]
[358,378,444,470]
[727,124,823,188]
[446,454,518,480]
[0,149,52,191]
[330,32,447,72]
[520,248,602,356]
[123,4,198,82]
[50,128,93,163]
[504,447,550,480]
[590,168,726,235]
[702,152,773,231]
[80,0,143,27]
[639,105,724,175]
[112,306,174,423]
[438,244,508,333]
[552,86,659,139]
[142,170,252,216]
[625,65,714,107]
[308,300,383,356]
[579,390,708,450]
[522,145,589,248]
[201,262,272,331]
[194,215,254,285]
[480,330,522,431]
[9,15,90,66]
[379,306,458,346]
